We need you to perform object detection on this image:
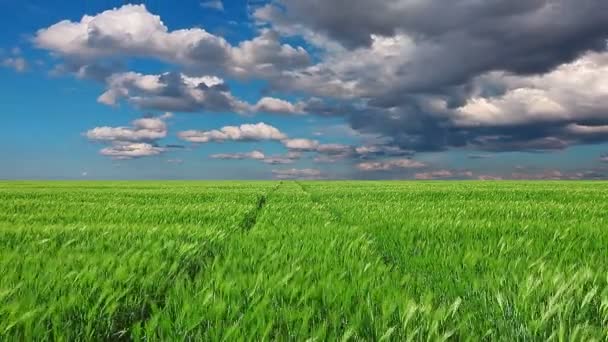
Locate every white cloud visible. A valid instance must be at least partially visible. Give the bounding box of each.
[35,5,309,78]
[86,115,168,142]
[253,96,304,114]
[178,122,287,143]
[281,138,319,151]
[455,52,608,127]
[86,113,171,159]
[210,150,266,160]
[357,159,427,171]
[100,142,165,159]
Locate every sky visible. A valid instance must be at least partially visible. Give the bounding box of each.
[1,0,608,180]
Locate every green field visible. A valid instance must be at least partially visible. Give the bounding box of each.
[1,181,607,340]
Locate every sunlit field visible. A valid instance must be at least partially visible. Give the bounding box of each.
[1,181,607,340]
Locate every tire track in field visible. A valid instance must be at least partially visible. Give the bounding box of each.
[239,181,282,232]
[130,182,283,338]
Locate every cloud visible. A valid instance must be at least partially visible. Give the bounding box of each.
[200,0,224,11]
[2,57,27,72]
[282,140,350,156]
[86,117,168,142]
[262,151,301,164]
[97,71,252,113]
[258,1,608,74]
[414,170,454,180]
[210,150,301,165]
[100,142,165,159]
[281,138,319,151]
[329,50,608,153]
[35,5,309,78]
[35,1,608,169]
[354,144,413,159]
[272,168,322,179]
[251,1,608,154]
[253,97,305,115]
[178,122,287,143]
[356,158,427,171]
[86,113,171,159]
[2,46,27,72]
[473,168,608,180]
[413,169,474,180]
[455,53,608,128]
[178,121,351,165]
[97,71,309,115]
[210,150,265,160]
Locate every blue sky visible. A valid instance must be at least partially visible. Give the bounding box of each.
[1,0,608,179]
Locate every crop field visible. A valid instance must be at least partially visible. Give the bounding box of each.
[0,181,607,340]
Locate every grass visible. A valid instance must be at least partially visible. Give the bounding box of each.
[0,180,607,340]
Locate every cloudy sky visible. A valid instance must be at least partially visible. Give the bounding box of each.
[2,0,608,179]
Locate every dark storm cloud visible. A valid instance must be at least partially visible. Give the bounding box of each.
[347,108,608,153]
[261,0,608,74]
[252,0,608,155]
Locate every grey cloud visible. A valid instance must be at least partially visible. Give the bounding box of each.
[262,152,301,165]
[255,1,608,154]
[99,71,308,115]
[100,142,165,159]
[260,0,607,77]
[321,52,608,153]
[354,144,414,159]
[272,168,322,179]
[356,158,427,171]
[98,72,250,113]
